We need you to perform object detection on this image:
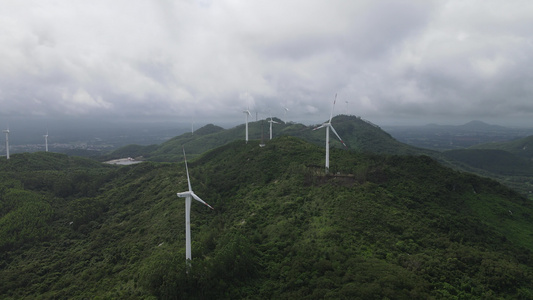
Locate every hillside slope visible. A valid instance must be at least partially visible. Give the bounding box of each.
[105,115,432,162]
[1,139,533,299]
[439,138,533,197]
[441,149,533,176]
[471,135,533,160]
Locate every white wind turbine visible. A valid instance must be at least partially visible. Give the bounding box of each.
[268,114,279,140]
[44,130,49,152]
[313,94,347,173]
[243,107,252,143]
[3,127,9,159]
[177,148,214,264]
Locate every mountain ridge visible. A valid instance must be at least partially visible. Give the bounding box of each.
[104,115,434,162]
[1,138,533,298]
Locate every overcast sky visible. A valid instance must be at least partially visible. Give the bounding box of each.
[1,0,532,127]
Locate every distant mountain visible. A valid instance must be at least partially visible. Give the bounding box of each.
[194,123,224,136]
[470,135,533,160]
[423,120,508,131]
[2,138,533,298]
[387,120,531,152]
[457,120,508,131]
[105,115,433,162]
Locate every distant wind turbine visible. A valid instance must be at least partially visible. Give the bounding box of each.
[243,108,252,143]
[177,147,214,264]
[3,127,9,159]
[345,101,349,115]
[260,120,265,147]
[268,114,279,140]
[283,107,289,124]
[44,130,49,152]
[313,94,347,173]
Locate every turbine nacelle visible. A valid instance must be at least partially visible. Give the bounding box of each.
[268,118,280,124]
[177,191,214,210]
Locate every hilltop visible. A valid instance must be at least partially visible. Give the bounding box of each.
[104,115,433,162]
[102,116,533,198]
[1,138,533,299]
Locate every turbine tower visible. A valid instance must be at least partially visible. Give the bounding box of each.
[259,120,265,147]
[177,147,214,264]
[44,130,49,152]
[243,108,252,143]
[312,94,347,173]
[268,114,279,140]
[3,128,9,159]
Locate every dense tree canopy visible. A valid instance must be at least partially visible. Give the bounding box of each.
[1,138,533,299]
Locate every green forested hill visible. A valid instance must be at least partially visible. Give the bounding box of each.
[438,142,533,197]
[298,115,433,155]
[104,115,432,162]
[1,139,533,299]
[441,149,533,176]
[470,135,533,160]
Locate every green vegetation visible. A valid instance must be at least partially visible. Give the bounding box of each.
[1,138,533,299]
[439,139,533,199]
[471,135,533,159]
[104,115,433,162]
[442,149,533,176]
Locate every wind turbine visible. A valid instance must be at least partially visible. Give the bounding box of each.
[243,107,252,143]
[44,130,49,152]
[177,147,214,264]
[312,94,347,173]
[3,127,9,159]
[268,114,279,140]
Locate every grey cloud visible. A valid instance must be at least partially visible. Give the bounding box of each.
[0,0,532,126]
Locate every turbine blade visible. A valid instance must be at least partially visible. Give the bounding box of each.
[329,93,337,123]
[191,192,214,210]
[312,123,327,131]
[183,147,192,192]
[329,125,347,148]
